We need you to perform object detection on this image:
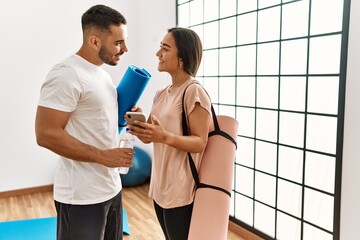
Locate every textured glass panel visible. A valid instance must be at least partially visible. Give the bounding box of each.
[279,112,305,148]
[220,0,237,18]
[236,137,254,167]
[257,77,278,109]
[230,192,235,217]
[277,212,301,240]
[190,0,203,25]
[282,0,309,39]
[219,105,236,118]
[280,77,306,112]
[303,223,333,240]
[204,0,219,22]
[259,0,281,8]
[310,0,344,35]
[306,115,337,154]
[254,202,275,238]
[281,39,308,74]
[238,0,257,13]
[219,47,236,75]
[237,45,256,75]
[177,0,344,238]
[304,188,334,231]
[220,17,237,47]
[255,172,276,206]
[203,77,218,103]
[255,141,277,175]
[178,3,190,27]
[235,193,254,226]
[309,35,342,74]
[305,152,336,193]
[219,77,235,104]
[237,77,255,106]
[278,146,303,183]
[235,165,254,197]
[308,77,339,115]
[256,109,278,142]
[258,7,281,42]
[278,179,302,217]
[203,49,219,76]
[203,21,219,49]
[257,42,280,75]
[237,107,255,137]
[238,12,257,45]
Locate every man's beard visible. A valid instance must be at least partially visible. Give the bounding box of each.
[99,46,122,66]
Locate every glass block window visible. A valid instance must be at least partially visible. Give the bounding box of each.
[177,0,350,239]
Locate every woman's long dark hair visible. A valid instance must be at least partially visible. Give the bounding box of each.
[168,27,203,77]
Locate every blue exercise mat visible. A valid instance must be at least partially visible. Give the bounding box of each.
[0,217,56,240]
[0,208,130,239]
[117,65,151,133]
[123,208,130,235]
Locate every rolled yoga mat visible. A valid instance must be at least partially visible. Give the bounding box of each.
[117,65,151,133]
[188,115,239,240]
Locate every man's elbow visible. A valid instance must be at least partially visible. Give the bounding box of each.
[36,132,47,148]
[35,129,53,149]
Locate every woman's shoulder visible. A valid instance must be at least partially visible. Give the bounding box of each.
[184,80,209,98]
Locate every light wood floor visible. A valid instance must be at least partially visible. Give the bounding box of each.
[0,182,243,240]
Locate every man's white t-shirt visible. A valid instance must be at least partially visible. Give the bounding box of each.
[38,54,121,205]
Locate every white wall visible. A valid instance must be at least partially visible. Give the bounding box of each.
[0,0,175,192]
[340,0,360,239]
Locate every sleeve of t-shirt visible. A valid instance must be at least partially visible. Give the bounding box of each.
[38,63,82,112]
[184,83,212,118]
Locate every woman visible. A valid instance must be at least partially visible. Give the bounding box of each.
[128,27,213,240]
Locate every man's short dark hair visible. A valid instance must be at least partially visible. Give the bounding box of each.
[81,4,127,33]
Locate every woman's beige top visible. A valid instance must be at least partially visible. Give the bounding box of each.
[148,79,212,208]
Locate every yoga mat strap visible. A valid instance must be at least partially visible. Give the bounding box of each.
[197,183,231,197]
[187,152,231,197]
[208,130,237,149]
[208,105,237,148]
[181,83,236,197]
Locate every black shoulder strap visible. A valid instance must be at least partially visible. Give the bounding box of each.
[181,83,236,198]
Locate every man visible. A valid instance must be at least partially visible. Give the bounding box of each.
[35,4,133,240]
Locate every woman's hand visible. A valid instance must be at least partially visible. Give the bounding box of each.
[127,115,168,144]
[128,103,211,153]
[130,105,142,112]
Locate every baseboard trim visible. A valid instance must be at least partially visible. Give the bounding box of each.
[0,185,53,199]
[229,220,264,240]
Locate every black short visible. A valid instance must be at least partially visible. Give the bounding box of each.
[55,191,122,240]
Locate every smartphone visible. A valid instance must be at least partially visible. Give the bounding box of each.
[124,111,146,126]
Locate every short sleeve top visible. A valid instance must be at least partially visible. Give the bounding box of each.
[148,79,212,208]
[38,54,121,205]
